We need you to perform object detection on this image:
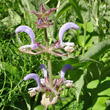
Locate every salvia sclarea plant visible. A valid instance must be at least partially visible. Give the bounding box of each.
[14,3,79,110]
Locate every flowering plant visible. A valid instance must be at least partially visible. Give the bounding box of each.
[15,3,79,110]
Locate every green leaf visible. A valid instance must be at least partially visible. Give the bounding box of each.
[79,0,87,11]
[1,17,10,26]
[98,77,110,97]
[68,69,83,82]
[92,0,98,19]
[86,22,94,33]
[85,37,93,49]
[79,39,110,61]
[77,35,85,47]
[75,74,84,102]
[87,80,99,89]
[56,1,72,19]
[21,0,37,23]
[104,16,110,22]
[1,10,21,26]
[34,105,44,110]
[69,0,83,21]
[92,97,108,110]
[0,62,19,78]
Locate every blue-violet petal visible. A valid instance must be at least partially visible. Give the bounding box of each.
[15,26,35,43]
[40,64,47,78]
[24,73,41,87]
[60,64,73,79]
[59,22,79,42]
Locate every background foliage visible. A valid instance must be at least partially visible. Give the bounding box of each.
[0,0,110,110]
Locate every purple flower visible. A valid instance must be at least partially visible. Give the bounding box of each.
[24,73,41,87]
[15,25,46,55]
[23,64,74,105]
[15,26,38,50]
[59,22,79,43]
[53,22,79,53]
[23,73,43,97]
[60,64,73,79]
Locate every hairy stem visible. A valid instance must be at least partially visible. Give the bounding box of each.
[44,28,53,87]
[44,29,55,110]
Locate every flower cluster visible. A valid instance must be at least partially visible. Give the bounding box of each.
[15,22,79,56]
[23,64,73,107]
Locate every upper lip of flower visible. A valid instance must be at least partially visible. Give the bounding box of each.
[60,64,73,80]
[59,22,79,44]
[23,73,42,87]
[15,25,38,50]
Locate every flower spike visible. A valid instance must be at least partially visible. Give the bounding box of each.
[40,64,47,78]
[60,64,73,79]
[24,73,41,87]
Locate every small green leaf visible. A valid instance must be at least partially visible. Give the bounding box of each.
[104,16,110,22]
[1,10,21,27]
[86,22,94,33]
[85,37,93,49]
[34,105,44,110]
[8,9,21,26]
[87,80,99,89]
[77,35,85,47]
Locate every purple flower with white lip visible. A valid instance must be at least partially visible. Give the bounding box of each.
[23,64,73,94]
[23,73,43,97]
[15,25,46,55]
[15,22,79,56]
[15,25,69,56]
[53,22,79,53]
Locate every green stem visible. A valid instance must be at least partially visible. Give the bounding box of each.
[44,106,47,110]
[44,28,53,88]
[44,29,55,110]
[52,105,55,110]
